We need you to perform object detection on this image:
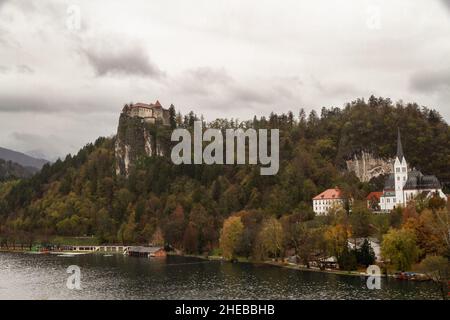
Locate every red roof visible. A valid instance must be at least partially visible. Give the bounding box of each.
[131,102,152,109]
[154,100,162,108]
[313,188,343,200]
[366,192,383,201]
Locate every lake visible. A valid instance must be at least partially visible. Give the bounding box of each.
[0,252,442,300]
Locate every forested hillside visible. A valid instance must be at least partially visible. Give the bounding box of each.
[0,159,36,181]
[0,97,449,264]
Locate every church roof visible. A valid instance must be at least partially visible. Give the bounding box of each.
[404,171,441,190]
[132,102,151,108]
[384,173,395,190]
[383,170,442,191]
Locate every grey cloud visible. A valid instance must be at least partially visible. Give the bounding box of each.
[83,44,165,78]
[0,95,57,113]
[186,67,232,85]
[176,67,290,107]
[0,65,9,73]
[176,67,233,96]
[441,0,450,10]
[0,92,112,114]
[0,65,34,74]
[410,69,450,94]
[17,64,34,74]
[230,85,278,105]
[11,132,69,161]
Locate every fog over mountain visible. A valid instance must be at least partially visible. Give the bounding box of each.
[0,146,49,170]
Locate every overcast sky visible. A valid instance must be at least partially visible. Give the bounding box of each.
[0,0,449,160]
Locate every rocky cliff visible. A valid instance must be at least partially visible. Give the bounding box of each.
[346,151,393,182]
[115,113,169,176]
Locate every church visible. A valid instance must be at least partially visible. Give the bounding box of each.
[379,130,447,211]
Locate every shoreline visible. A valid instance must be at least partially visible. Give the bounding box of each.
[0,249,380,277]
[1,249,415,280]
[171,253,388,278]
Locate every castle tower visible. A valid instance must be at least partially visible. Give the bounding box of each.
[394,129,408,206]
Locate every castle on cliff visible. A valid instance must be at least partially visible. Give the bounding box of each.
[122,100,171,125]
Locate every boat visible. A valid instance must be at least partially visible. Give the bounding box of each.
[394,272,429,281]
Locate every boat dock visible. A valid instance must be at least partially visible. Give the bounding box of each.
[61,245,128,253]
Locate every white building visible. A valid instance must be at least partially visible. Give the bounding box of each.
[379,129,447,211]
[312,187,345,215]
[122,100,171,125]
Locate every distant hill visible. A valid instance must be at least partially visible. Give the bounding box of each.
[0,158,36,181]
[0,147,49,170]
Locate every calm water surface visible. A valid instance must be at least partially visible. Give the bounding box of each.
[0,252,442,300]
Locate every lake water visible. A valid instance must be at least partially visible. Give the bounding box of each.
[0,252,442,300]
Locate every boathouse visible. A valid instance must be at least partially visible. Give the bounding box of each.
[127,246,166,258]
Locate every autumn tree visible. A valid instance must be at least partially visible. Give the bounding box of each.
[183,222,199,254]
[219,216,244,260]
[254,217,284,261]
[163,204,186,248]
[151,226,165,246]
[418,255,449,300]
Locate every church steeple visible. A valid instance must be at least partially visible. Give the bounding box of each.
[396,128,404,161]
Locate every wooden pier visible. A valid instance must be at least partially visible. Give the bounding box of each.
[64,245,128,253]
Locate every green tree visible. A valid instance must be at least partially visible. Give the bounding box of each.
[381,228,420,271]
[356,239,376,267]
[169,104,177,129]
[349,204,372,238]
[338,244,357,271]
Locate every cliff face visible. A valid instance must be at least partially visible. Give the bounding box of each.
[115,113,168,176]
[346,151,393,182]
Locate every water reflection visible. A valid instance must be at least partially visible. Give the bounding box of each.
[0,252,442,300]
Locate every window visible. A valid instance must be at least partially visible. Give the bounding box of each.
[397,176,400,181]
[402,167,406,172]
[403,177,406,181]
[396,168,400,173]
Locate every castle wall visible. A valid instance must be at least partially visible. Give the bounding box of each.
[124,103,170,126]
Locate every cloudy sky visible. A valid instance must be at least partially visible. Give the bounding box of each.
[0,0,449,160]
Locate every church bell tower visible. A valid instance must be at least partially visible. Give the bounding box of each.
[394,129,408,206]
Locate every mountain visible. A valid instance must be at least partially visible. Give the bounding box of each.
[0,158,36,181]
[0,147,49,170]
[0,96,448,252]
